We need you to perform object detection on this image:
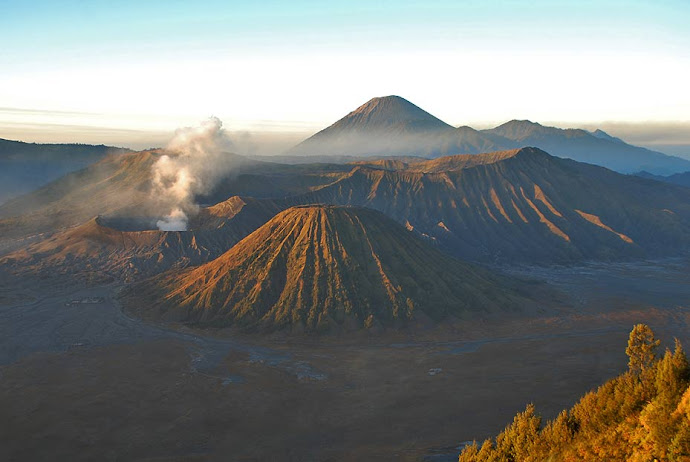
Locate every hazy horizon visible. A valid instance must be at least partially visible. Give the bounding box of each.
[2,0,689,158]
[2,115,689,160]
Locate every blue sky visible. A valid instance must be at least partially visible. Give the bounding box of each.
[1,0,689,150]
[4,1,688,61]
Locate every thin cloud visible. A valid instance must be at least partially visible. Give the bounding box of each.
[0,107,101,116]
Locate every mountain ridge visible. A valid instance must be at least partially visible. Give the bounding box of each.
[635,170,690,188]
[289,96,511,158]
[0,137,131,204]
[2,145,689,268]
[482,119,690,174]
[288,147,690,263]
[289,96,690,174]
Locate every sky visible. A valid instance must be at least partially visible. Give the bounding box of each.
[1,0,689,154]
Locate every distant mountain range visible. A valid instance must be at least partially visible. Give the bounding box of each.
[3,95,687,209]
[483,120,689,175]
[635,170,690,188]
[289,96,690,175]
[0,138,130,204]
[4,146,689,267]
[289,96,512,159]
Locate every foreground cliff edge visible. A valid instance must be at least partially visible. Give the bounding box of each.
[458,324,690,461]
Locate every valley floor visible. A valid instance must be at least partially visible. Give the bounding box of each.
[0,259,688,461]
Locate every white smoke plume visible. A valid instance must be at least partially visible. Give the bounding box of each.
[153,117,237,231]
[156,207,188,231]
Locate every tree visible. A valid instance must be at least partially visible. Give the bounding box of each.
[626,324,660,375]
[454,326,687,461]
[639,346,690,460]
[669,386,690,461]
[458,441,479,462]
[492,404,542,461]
[540,409,576,448]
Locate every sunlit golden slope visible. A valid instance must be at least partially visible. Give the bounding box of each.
[291,147,690,262]
[128,206,526,332]
[458,326,690,461]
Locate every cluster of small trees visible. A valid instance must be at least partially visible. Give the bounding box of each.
[459,324,690,461]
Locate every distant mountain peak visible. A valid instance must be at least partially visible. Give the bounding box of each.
[490,119,545,135]
[590,129,625,144]
[506,119,541,126]
[456,125,480,132]
[498,120,544,129]
[287,98,690,174]
[287,96,461,157]
[482,120,690,174]
[337,95,452,130]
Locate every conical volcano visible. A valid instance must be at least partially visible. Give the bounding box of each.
[319,95,452,132]
[288,96,505,158]
[129,205,524,332]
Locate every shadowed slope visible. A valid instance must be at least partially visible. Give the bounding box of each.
[635,170,690,188]
[0,150,162,239]
[484,120,690,174]
[0,138,131,204]
[129,206,525,332]
[0,148,344,240]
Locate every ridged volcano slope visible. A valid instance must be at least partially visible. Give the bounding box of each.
[289,148,690,263]
[1,196,280,281]
[129,206,525,332]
